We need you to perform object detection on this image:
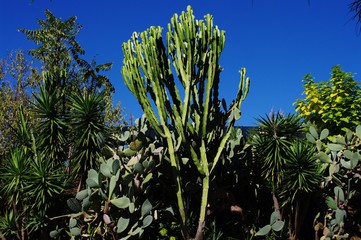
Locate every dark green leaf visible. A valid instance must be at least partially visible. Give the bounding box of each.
[325,196,337,210]
[67,198,81,212]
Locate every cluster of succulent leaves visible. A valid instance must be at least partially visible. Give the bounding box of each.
[308,125,361,239]
[49,115,176,239]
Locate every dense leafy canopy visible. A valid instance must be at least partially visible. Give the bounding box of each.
[294,65,361,134]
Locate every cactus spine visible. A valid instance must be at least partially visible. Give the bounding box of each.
[121,6,249,239]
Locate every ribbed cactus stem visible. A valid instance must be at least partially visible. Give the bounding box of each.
[121,6,250,239]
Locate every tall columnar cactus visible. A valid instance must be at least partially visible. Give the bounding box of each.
[121,6,249,239]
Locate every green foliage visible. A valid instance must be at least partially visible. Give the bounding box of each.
[50,116,164,239]
[0,50,40,158]
[295,65,361,134]
[308,125,361,239]
[0,210,18,238]
[70,91,109,179]
[19,9,84,72]
[33,86,67,166]
[255,211,285,237]
[282,140,322,203]
[121,6,249,238]
[249,112,303,187]
[249,113,323,240]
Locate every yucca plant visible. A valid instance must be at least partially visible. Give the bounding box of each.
[281,140,322,240]
[32,86,67,167]
[69,91,108,190]
[249,112,304,220]
[0,148,29,207]
[0,210,18,239]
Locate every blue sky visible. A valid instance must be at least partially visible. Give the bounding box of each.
[1,0,361,126]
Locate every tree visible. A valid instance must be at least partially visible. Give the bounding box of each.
[294,65,361,134]
[0,50,40,158]
[20,10,121,174]
[121,6,249,239]
[350,0,361,32]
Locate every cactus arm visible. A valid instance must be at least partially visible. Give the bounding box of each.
[122,43,165,137]
[210,68,249,174]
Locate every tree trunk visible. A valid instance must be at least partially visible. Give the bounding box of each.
[272,192,282,220]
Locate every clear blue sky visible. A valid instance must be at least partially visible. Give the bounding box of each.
[1,0,361,126]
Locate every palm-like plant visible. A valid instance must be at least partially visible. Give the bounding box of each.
[69,91,108,190]
[249,112,304,221]
[32,87,67,167]
[281,140,322,240]
[0,148,29,207]
[251,112,303,186]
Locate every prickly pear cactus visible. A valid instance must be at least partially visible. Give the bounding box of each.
[50,116,170,239]
[308,125,361,239]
